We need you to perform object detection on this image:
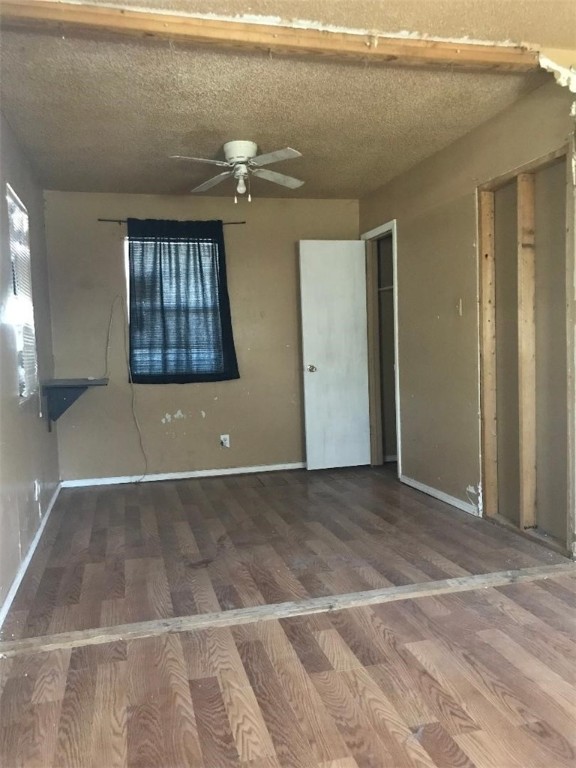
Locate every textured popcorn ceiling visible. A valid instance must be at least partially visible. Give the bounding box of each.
[1,0,572,198]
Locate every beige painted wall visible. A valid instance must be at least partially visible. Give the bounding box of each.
[45,194,358,481]
[0,115,60,608]
[535,159,568,541]
[495,181,520,526]
[359,80,574,507]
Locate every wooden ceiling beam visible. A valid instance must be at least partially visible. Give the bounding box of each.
[0,0,540,72]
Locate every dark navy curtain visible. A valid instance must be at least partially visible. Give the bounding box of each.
[127,218,239,384]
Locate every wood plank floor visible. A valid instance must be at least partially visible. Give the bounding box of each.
[0,573,574,767]
[1,468,575,767]
[2,563,573,660]
[1,467,568,642]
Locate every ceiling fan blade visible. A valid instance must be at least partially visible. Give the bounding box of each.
[251,168,304,189]
[250,147,302,167]
[191,172,233,193]
[171,155,230,168]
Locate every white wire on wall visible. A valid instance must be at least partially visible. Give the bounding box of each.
[102,294,149,482]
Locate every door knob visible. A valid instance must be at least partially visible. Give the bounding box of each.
[307,364,317,372]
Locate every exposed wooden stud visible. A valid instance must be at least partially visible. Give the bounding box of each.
[517,173,537,529]
[479,190,498,518]
[0,0,541,72]
[0,563,573,659]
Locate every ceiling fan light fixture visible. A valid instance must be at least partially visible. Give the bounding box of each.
[177,140,304,196]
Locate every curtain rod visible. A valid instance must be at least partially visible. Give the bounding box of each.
[97,218,246,225]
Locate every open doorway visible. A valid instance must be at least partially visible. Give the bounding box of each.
[362,221,401,475]
[377,235,397,462]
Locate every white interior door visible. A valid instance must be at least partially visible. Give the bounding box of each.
[299,240,370,470]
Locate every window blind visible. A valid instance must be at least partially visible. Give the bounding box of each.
[6,184,38,400]
[127,218,239,384]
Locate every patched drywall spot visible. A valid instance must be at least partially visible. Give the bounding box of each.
[466,483,482,516]
[161,409,187,424]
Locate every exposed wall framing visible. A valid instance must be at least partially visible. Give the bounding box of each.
[478,148,575,553]
[479,190,498,517]
[516,173,537,529]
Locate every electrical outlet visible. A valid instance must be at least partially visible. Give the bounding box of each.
[220,434,230,448]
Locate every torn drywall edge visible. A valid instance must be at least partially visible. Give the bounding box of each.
[539,55,576,93]
[477,481,484,517]
[55,1,529,49]
[467,483,483,517]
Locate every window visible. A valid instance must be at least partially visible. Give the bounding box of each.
[6,184,38,400]
[127,218,239,384]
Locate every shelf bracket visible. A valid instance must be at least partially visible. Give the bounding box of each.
[41,378,109,430]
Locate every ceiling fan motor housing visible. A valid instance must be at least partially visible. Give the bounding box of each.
[223,140,258,163]
[233,164,248,179]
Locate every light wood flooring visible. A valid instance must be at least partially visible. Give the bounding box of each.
[1,468,574,767]
[1,571,575,767]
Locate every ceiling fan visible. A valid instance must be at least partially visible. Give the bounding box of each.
[171,140,305,201]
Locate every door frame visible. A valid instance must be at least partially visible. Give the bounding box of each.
[361,220,402,477]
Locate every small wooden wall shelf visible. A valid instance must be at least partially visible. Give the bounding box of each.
[41,378,108,428]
